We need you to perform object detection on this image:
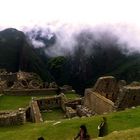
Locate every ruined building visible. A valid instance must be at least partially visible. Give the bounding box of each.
[0,69,43,89]
[0,69,81,126]
[0,70,59,96]
[84,76,140,115]
[1,71,140,126]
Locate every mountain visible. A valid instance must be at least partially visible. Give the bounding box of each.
[0,28,53,82]
[44,30,140,93]
[1,28,140,93]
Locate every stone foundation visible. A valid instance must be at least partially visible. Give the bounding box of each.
[37,96,62,110]
[76,105,94,117]
[0,109,26,126]
[116,86,140,110]
[2,88,57,96]
[65,107,77,118]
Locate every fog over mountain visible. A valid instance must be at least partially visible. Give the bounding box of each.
[0,0,140,56]
[1,0,140,93]
[24,24,140,57]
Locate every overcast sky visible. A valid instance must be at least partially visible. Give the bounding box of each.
[0,0,140,29]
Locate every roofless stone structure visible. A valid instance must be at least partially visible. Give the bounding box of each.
[84,76,140,114]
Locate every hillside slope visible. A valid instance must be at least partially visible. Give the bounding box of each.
[1,106,140,140]
[0,28,53,81]
[1,28,140,89]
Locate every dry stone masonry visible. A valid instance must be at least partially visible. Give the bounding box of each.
[84,76,140,115]
[0,109,26,126]
[1,69,140,126]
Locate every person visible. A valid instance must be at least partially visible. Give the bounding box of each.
[74,124,90,140]
[38,137,44,140]
[98,117,108,137]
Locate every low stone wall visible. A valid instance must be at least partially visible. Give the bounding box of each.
[60,93,68,111]
[116,86,140,110]
[0,73,17,83]
[84,89,116,115]
[2,88,57,96]
[65,99,82,109]
[30,100,43,123]
[0,109,26,126]
[93,76,119,102]
[76,105,94,117]
[65,107,77,118]
[36,96,62,110]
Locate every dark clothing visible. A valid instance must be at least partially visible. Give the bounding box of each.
[98,121,108,137]
[74,125,90,140]
[38,137,44,140]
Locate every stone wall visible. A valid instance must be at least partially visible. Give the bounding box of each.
[84,89,116,114]
[34,94,82,119]
[0,73,17,83]
[116,86,140,110]
[0,73,17,88]
[65,107,77,118]
[37,96,62,110]
[0,109,26,126]
[30,100,43,123]
[76,105,94,117]
[65,99,82,109]
[2,88,57,96]
[93,76,119,102]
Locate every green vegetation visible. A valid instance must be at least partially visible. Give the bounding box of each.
[65,91,80,99]
[108,56,140,82]
[96,127,140,140]
[47,56,70,85]
[41,108,65,121]
[0,28,53,81]
[0,95,31,110]
[1,106,140,139]
[0,94,51,110]
[0,92,79,110]
[1,28,140,93]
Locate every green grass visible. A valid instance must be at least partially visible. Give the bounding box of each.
[65,91,80,99]
[1,93,140,139]
[0,94,52,110]
[1,106,140,140]
[41,108,65,121]
[0,92,79,110]
[0,95,31,110]
[95,127,140,140]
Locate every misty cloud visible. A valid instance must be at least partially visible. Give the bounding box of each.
[26,26,55,48]
[29,25,140,56]
[0,0,140,56]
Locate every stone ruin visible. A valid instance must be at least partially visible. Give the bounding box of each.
[0,69,82,126]
[0,70,44,90]
[1,72,140,126]
[84,76,140,115]
[0,70,61,96]
[0,69,59,126]
[30,93,83,121]
[0,69,58,90]
[0,109,26,126]
[0,92,83,126]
